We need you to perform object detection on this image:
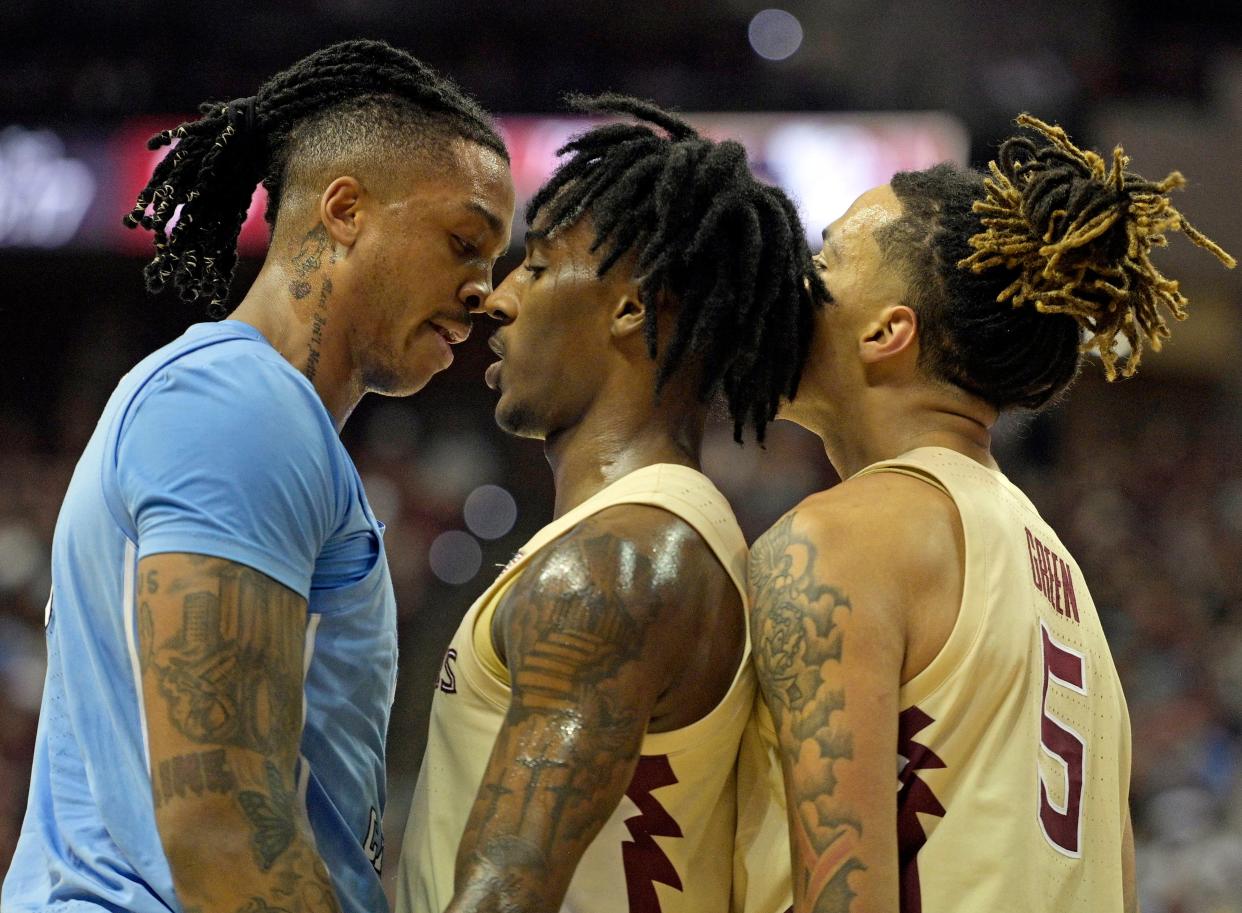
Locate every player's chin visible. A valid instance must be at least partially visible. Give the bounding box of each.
[408,360,450,394]
[494,394,546,440]
[365,358,439,399]
[773,394,797,422]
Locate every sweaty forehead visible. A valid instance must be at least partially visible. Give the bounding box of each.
[393,139,514,236]
[428,139,512,205]
[528,208,596,252]
[825,184,902,252]
[449,138,512,193]
[383,137,508,200]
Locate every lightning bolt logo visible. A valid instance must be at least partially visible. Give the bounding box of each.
[622,754,683,913]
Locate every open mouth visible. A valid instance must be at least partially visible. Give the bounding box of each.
[430,318,470,345]
[485,333,505,389]
[485,358,502,390]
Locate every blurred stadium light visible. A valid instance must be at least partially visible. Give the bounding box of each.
[0,112,968,252]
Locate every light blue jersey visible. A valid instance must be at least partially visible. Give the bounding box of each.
[3,321,397,913]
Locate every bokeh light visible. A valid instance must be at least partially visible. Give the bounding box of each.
[463,484,518,540]
[428,531,483,585]
[748,9,803,61]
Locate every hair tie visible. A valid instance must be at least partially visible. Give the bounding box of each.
[225,95,260,138]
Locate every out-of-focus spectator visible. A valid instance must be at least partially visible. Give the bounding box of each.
[1,310,1240,913]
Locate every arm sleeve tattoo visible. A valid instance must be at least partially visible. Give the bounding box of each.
[449,517,676,913]
[140,554,341,913]
[749,514,866,913]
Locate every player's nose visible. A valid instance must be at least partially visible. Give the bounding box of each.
[459,272,494,313]
[477,270,519,324]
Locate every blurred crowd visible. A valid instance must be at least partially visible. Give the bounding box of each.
[3,0,1240,908]
[1000,382,1242,912]
[1,300,1240,910]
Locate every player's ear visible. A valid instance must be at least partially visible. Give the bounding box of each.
[610,283,646,341]
[319,176,364,252]
[859,304,917,364]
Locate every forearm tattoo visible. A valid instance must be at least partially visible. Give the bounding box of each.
[141,557,340,913]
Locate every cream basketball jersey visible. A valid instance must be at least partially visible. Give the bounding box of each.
[397,463,791,913]
[854,447,1132,913]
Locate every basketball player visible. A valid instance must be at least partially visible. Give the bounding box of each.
[2,41,514,913]
[396,95,824,913]
[748,115,1235,913]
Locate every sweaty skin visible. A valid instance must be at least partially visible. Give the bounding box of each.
[449,506,742,911]
[750,184,1137,913]
[444,217,746,913]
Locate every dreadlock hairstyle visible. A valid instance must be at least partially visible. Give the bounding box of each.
[881,114,1234,411]
[526,94,827,443]
[124,39,507,316]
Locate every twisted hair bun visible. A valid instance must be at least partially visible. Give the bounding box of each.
[960,114,1235,380]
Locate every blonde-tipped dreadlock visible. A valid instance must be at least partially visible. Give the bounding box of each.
[960,114,1235,380]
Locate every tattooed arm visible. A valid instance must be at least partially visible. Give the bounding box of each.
[748,474,963,913]
[447,505,735,913]
[139,553,340,913]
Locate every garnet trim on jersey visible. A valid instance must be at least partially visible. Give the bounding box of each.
[897,706,947,913]
[622,754,684,913]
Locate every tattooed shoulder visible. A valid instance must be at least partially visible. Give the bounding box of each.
[497,518,664,701]
[749,512,853,712]
[454,510,691,908]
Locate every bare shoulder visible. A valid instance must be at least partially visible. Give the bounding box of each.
[526,502,724,603]
[569,502,718,562]
[493,502,730,669]
[777,470,962,580]
[748,470,965,664]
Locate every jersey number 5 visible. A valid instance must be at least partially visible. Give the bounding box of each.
[1038,622,1086,857]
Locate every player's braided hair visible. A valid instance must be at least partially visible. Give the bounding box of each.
[528,93,827,442]
[883,114,1234,410]
[123,39,507,315]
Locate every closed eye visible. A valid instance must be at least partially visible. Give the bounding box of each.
[523,263,545,277]
[453,235,479,258]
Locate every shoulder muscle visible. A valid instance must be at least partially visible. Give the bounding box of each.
[496,503,726,674]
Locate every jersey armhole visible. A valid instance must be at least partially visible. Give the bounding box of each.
[472,574,519,686]
[468,493,751,710]
[855,463,988,709]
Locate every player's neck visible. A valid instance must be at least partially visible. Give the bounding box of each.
[228,263,361,432]
[543,384,704,519]
[819,385,998,479]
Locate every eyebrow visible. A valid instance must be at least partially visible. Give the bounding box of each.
[466,200,505,235]
[525,228,549,244]
[821,226,842,262]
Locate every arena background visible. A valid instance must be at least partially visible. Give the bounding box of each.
[2,2,1241,909]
